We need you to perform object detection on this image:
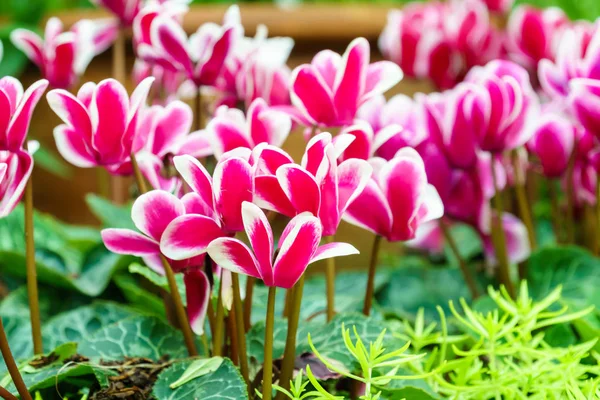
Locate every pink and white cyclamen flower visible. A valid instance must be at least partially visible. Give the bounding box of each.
[207,202,359,289]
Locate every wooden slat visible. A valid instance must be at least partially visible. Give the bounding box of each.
[52,3,395,41]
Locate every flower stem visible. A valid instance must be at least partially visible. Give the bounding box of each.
[439,220,479,299]
[276,275,305,400]
[111,27,128,204]
[213,272,225,357]
[159,256,198,356]
[565,147,576,244]
[0,319,32,400]
[131,152,197,356]
[0,385,18,400]
[262,286,277,400]
[195,89,203,131]
[511,151,536,252]
[243,276,255,332]
[231,273,250,393]
[490,158,515,298]
[324,235,336,322]
[227,309,239,365]
[24,178,42,355]
[548,179,563,243]
[363,235,382,316]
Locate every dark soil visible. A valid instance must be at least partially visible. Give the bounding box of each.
[88,356,171,400]
[28,352,60,369]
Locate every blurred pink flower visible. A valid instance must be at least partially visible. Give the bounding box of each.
[343,147,444,242]
[207,98,291,159]
[569,78,600,139]
[11,17,117,89]
[287,38,402,127]
[478,0,514,14]
[91,0,142,27]
[207,202,358,288]
[527,113,575,178]
[482,212,531,266]
[47,77,153,172]
[505,6,569,70]
[139,5,241,89]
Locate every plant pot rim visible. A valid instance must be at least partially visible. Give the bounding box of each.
[50,3,394,41]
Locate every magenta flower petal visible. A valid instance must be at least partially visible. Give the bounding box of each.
[254,175,296,217]
[206,237,261,279]
[150,100,193,156]
[251,144,294,176]
[273,214,322,289]
[90,79,129,162]
[6,79,48,151]
[363,61,403,102]
[53,125,96,168]
[208,118,252,159]
[0,151,32,217]
[184,268,210,335]
[0,163,6,183]
[131,190,185,242]
[291,65,336,126]
[10,29,44,67]
[241,202,274,285]
[46,89,92,141]
[173,155,214,211]
[333,37,369,123]
[151,16,193,75]
[213,157,253,232]
[310,242,359,264]
[195,26,235,85]
[181,192,215,217]
[101,228,159,255]
[276,164,321,216]
[343,179,393,238]
[312,50,341,89]
[0,77,24,114]
[161,214,225,260]
[336,158,373,214]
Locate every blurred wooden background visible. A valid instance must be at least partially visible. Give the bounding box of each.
[22,4,436,269]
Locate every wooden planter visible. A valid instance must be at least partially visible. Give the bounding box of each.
[23,3,435,270]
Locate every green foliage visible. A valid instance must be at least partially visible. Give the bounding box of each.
[0,204,130,296]
[152,358,248,400]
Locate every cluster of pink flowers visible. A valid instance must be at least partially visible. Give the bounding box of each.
[379,0,595,90]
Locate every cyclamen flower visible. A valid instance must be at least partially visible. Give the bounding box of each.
[527,113,575,178]
[220,25,293,107]
[343,148,444,242]
[139,5,240,89]
[538,22,599,98]
[0,164,5,183]
[258,133,373,236]
[569,78,600,139]
[11,17,117,89]
[505,6,569,70]
[160,154,254,260]
[288,38,402,127]
[207,202,358,289]
[207,98,291,159]
[132,60,184,105]
[479,0,514,14]
[0,77,49,217]
[354,94,425,160]
[47,77,154,172]
[91,0,142,27]
[102,190,213,333]
[133,0,188,51]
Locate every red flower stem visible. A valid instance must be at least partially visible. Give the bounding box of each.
[0,385,18,400]
[131,152,198,356]
[511,151,536,252]
[0,319,32,400]
[213,271,225,357]
[275,275,305,400]
[324,235,336,321]
[111,27,128,204]
[231,273,251,394]
[227,309,238,365]
[243,276,255,332]
[490,158,515,298]
[439,220,479,299]
[262,286,277,400]
[363,235,383,316]
[24,177,42,355]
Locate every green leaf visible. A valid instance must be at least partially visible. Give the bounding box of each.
[86,194,134,230]
[129,263,186,304]
[79,315,190,361]
[0,285,88,321]
[0,25,32,76]
[251,271,390,325]
[169,357,224,389]
[383,384,440,400]
[377,266,477,321]
[113,273,166,317]
[153,358,248,400]
[247,313,390,367]
[32,145,72,179]
[42,302,138,351]
[0,205,130,296]
[527,246,600,309]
